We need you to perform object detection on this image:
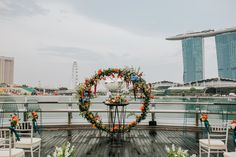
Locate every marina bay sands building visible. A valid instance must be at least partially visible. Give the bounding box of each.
[167,27,236,83]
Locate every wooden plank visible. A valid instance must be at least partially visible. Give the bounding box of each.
[24,128,236,157]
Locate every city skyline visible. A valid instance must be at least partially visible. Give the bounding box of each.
[1,0,236,88]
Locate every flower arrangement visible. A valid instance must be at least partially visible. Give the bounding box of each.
[47,142,75,157]
[9,113,20,127]
[200,114,210,132]
[200,114,208,122]
[231,120,236,148]
[231,120,236,129]
[165,144,196,157]
[9,113,20,141]
[25,111,40,133]
[32,111,38,120]
[77,67,151,133]
[31,111,39,133]
[105,95,128,104]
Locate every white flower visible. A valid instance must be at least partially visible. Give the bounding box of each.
[165,145,170,153]
[172,144,176,151]
[166,144,195,157]
[231,123,236,129]
[190,154,197,157]
[48,142,75,157]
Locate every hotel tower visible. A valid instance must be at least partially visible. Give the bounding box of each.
[167,27,236,83]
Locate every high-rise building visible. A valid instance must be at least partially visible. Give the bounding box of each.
[182,37,204,83]
[215,32,236,80]
[71,61,78,89]
[0,56,14,85]
[167,27,236,83]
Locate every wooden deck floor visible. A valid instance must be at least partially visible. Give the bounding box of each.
[30,128,235,157]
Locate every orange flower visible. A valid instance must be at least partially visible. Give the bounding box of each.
[114,68,119,73]
[85,79,89,85]
[32,112,38,119]
[114,125,119,130]
[128,121,137,127]
[231,120,236,124]
[10,114,20,127]
[92,124,96,128]
[200,114,208,121]
[12,116,18,121]
[97,69,102,75]
[111,125,119,132]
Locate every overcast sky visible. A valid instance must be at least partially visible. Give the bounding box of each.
[1,0,236,88]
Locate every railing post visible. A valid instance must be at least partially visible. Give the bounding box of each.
[195,111,199,127]
[149,101,157,126]
[195,104,200,127]
[68,103,72,125]
[23,97,28,121]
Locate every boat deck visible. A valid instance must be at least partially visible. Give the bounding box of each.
[31,127,235,157]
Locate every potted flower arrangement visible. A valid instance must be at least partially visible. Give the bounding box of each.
[9,113,20,141]
[47,142,75,157]
[165,144,196,157]
[200,114,210,132]
[231,120,236,148]
[231,120,236,129]
[105,95,128,105]
[31,111,39,133]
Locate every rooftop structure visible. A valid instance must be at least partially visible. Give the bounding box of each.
[166,27,236,40]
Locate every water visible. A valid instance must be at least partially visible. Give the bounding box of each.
[0,96,236,126]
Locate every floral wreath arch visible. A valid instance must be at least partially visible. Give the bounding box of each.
[77,67,151,133]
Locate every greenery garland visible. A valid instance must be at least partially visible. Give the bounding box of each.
[77,67,151,133]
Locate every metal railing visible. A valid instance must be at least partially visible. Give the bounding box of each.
[0,96,236,127]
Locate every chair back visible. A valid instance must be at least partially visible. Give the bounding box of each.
[208,121,229,144]
[14,121,33,143]
[0,129,12,156]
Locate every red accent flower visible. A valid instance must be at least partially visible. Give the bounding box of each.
[97,69,102,75]
[85,79,89,85]
[140,105,145,112]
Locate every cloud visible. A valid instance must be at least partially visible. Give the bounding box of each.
[38,46,103,61]
[69,0,236,36]
[0,0,48,17]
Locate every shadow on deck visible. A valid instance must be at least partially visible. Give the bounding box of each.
[33,127,235,157]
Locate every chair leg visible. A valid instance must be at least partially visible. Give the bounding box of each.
[38,144,41,157]
[199,144,201,157]
[207,148,210,157]
[31,147,34,157]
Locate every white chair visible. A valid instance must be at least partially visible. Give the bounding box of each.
[199,121,229,157]
[0,129,25,157]
[224,152,236,157]
[13,122,41,157]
